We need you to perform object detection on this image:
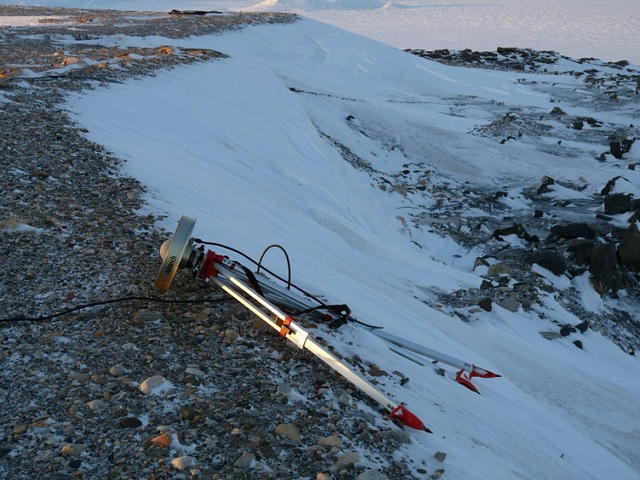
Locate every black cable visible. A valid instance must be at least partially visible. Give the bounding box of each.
[192,239,326,306]
[257,244,291,289]
[0,295,232,323]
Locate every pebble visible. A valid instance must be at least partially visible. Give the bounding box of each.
[151,432,174,448]
[233,452,256,469]
[171,455,197,471]
[109,365,127,377]
[275,423,302,443]
[119,417,142,428]
[140,375,169,395]
[185,367,206,377]
[333,451,360,468]
[356,471,390,480]
[87,399,108,411]
[317,435,342,448]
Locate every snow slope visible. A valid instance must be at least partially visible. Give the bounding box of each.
[62,17,640,479]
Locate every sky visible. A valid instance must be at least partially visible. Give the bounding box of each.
[2,1,640,479]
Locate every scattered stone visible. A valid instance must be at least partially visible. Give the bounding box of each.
[87,399,108,411]
[527,251,567,275]
[140,375,170,395]
[537,176,555,194]
[275,423,302,443]
[435,451,447,462]
[573,340,584,349]
[356,470,389,480]
[488,263,512,277]
[434,468,446,479]
[387,429,411,444]
[233,452,256,469]
[333,451,360,469]
[589,243,617,295]
[540,331,562,340]
[171,455,197,471]
[477,297,492,312]
[492,224,538,242]
[318,435,342,448]
[12,424,28,436]
[185,367,206,378]
[604,193,632,215]
[549,223,597,240]
[576,321,589,334]
[618,225,640,271]
[499,297,521,312]
[61,444,88,456]
[109,364,127,377]
[560,325,576,337]
[151,432,174,448]
[179,405,197,420]
[119,417,142,428]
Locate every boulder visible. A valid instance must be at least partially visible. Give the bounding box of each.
[493,224,538,242]
[549,223,597,240]
[537,176,555,194]
[601,175,628,195]
[566,240,596,264]
[589,242,617,295]
[609,135,635,159]
[618,225,640,271]
[604,193,632,215]
[526,250,567,275]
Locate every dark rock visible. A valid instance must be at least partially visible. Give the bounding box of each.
[601,176,628,196]
[567,240,596,264]
[618,225,640,271]
[534,209,544,218]
[537,176,555,195]
[589,243,617,296]
[550,106,566,115]
[477,297,492,312]
[493,224,539,242]
[179,405,197,420]
[609,135,635,159]
[573,340,583,349]
[571,120,584,130]
[526,251,567,275]
[119,417,142,428]
[575,321,589,333]
[560,325,576,336]
[549,223,597,240]
[604,193,632,215]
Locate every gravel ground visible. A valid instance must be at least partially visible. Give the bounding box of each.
[0,7,433,480]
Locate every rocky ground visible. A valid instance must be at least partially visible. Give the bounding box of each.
[0,7,434,480]
[400,48,640,354]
